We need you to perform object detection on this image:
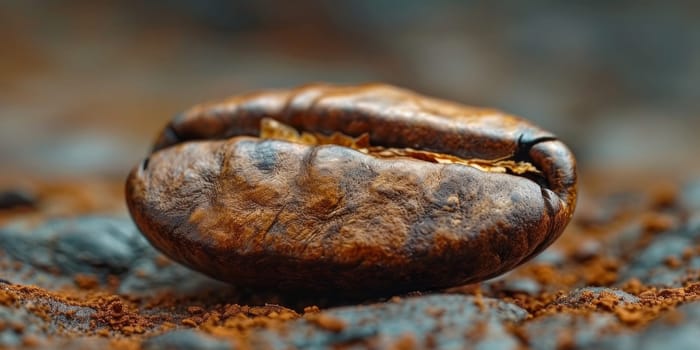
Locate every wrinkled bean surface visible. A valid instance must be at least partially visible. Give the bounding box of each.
[126,83,577,294]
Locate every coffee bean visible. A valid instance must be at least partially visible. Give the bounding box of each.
[126,83,577,295]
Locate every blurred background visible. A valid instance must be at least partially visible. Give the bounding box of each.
[1,0,699,182]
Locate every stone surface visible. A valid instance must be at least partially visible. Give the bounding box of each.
[618,212,700,288]
[250,295,526,350]
[526,313,619,350]
[558,287,640,306]
[0,305,49,348]
[0,217,146,276]
[592,302,700,350]
[0,216,227,294]
[143,330,232,350]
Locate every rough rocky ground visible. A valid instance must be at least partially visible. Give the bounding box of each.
[0,173,699,349]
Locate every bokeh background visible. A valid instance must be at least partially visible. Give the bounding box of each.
[2,1,699,182]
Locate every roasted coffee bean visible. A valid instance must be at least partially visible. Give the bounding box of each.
[126,83,577,295]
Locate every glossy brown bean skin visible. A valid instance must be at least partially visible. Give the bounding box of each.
[126,83,577,295]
